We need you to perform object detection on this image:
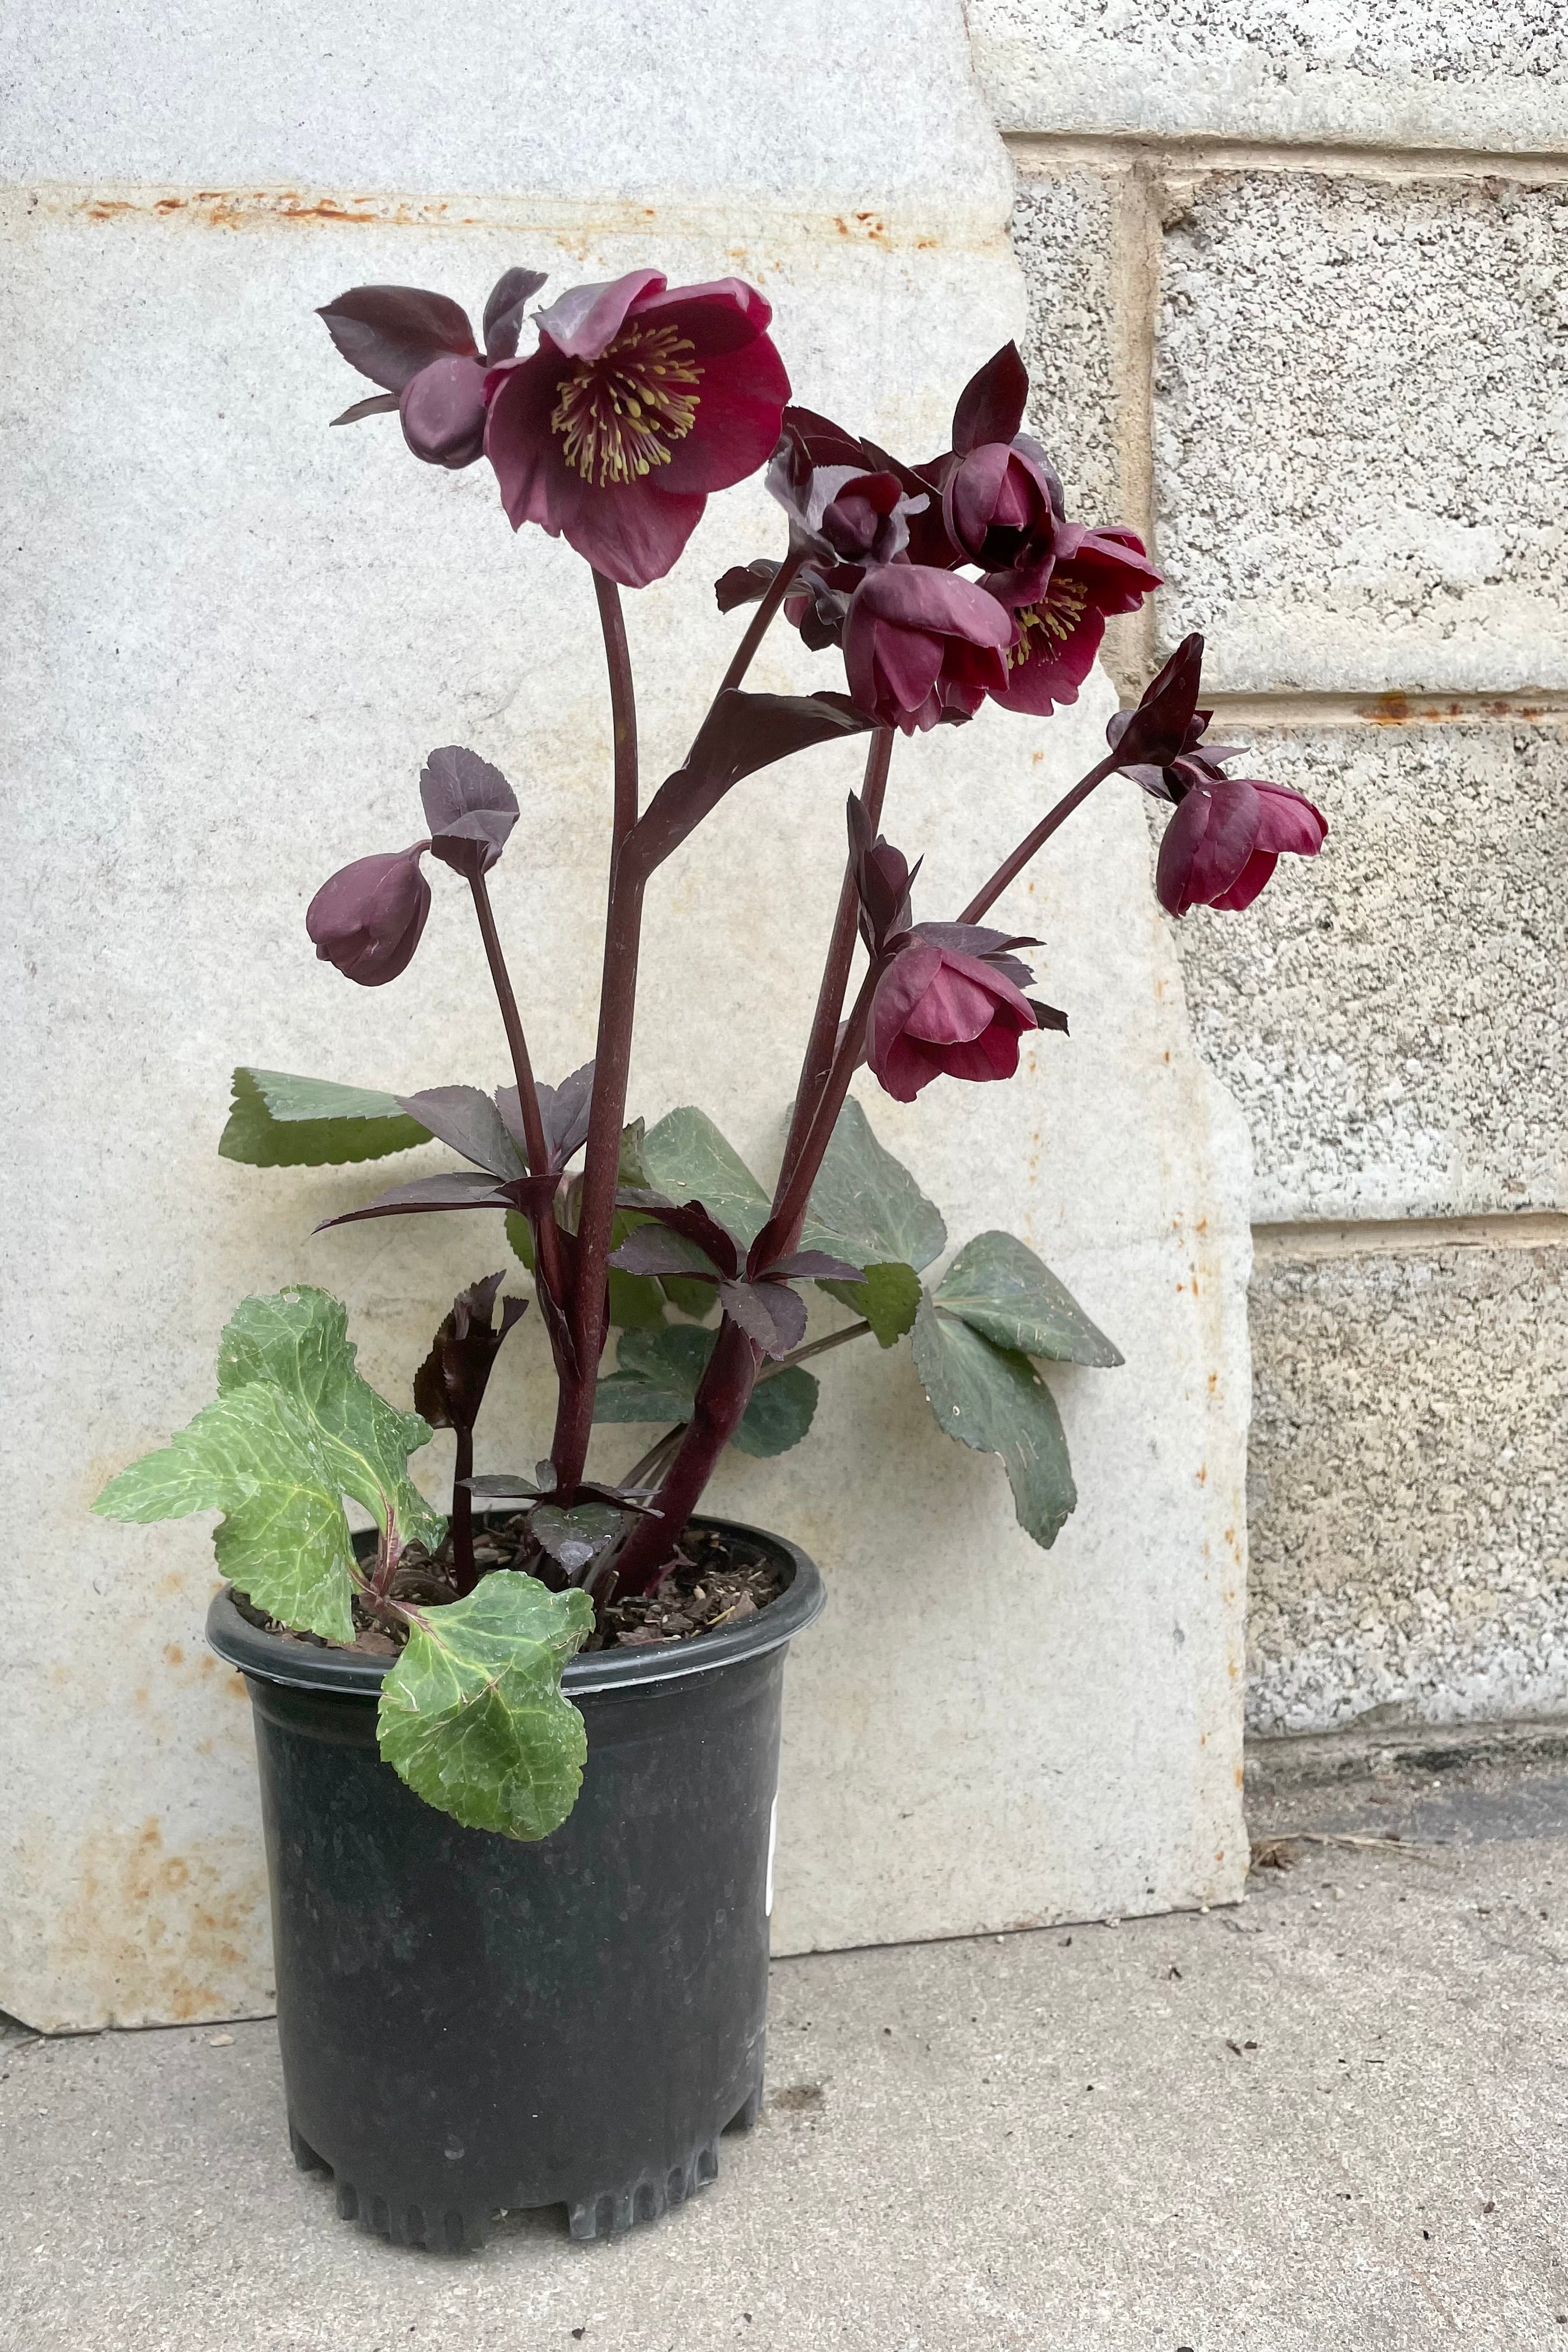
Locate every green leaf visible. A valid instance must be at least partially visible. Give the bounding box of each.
[817,1260,923,1349]
[734,1365,818,1458]
[911,1294,1076,1551]
[529,1500,624,1573]
[592,1324,817,1458]
[801,1098,946,1272]
[93,1287,442,1640]
[505,1208,535,1270]
[934,1231,1123,1367]
[607,1268,667,1329]
[641,1107,771,1247]
[377,1576,595,1840]
[219,1068,431,1168]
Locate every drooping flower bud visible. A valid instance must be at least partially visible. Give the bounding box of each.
[305,845,430,986]
[400,354,491,469]
[843,565,1016,734]
[1155,778,1327,917]
[867,937,1041,1102]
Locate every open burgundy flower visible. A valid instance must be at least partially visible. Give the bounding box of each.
[989,525,1161,716]
[484,270,790,589]
[306,845,430,986]
[1156,778,1328,917]
[844,565,1016,734]
[868,936,1042,1101]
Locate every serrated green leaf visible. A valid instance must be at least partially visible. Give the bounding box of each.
[911,1294,1076,1550]
[591,1323,817,1458]
[219,1068,432,1168]
[93,1286,443,1642]
[641,1107,770,1247]
[378,1576,595,1840]
[818,1260,923,1348]
[800,1098,946,1272]
[215,1290,444,1557]
[505,1208,536,1270]
[934,1232,1123,1367]
[734,1364,818,1458]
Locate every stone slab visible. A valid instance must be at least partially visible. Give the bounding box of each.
[6,1830,1568,2347]
[0,4,1251,2029]
[1248,1241,1568,1735]
[970,0,1568,157]
[1012,164,1124,523]
[1164,721,1568,1222]
[1153,172,1568,694]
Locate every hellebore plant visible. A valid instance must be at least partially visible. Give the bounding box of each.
[96,267,1326,1843]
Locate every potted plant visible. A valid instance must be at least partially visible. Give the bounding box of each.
[94,265,1326,2248]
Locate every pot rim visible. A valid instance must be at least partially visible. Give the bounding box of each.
[205,1513,824,1699]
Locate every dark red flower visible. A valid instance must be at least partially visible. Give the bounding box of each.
[844,565,1016,734]
[1156,778,1328,917]
[942,439,1059,605]
[483,270,790,589]
[989,525,1162,715]
[868,936,1042,1102]
[306,845,430,985]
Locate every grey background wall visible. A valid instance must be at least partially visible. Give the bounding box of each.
[974,1,1568,1734]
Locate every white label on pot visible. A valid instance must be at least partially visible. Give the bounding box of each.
[765,1794,778,1919]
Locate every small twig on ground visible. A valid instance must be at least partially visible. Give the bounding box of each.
[1250,1831,1444,1873]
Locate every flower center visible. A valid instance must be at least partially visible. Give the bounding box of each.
[1007,575,1089,669]
[551,323,702,488]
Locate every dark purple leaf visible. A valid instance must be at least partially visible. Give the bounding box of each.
[494,1062,594,1175]
[395,1086,524,1179]
[768,1250,864,1283]
[610,1226,725,1282]
[632,691,876,872]
[951,343,1030,455]
[1028,999,1070,1034]
[614,1194,744,1275]
[482,267,548,362]
[418,746,520,878]
[317,285,478,393]
[414,1272,527,1433]
[715,559,780,613]
[315,1172,514,1230]
[330,392,401,427]
[719,1279,807,1357]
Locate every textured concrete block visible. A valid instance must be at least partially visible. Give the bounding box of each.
[1,2,1252,2028]
[1166,722,1568,1222]
[1154,173,1568,694]
[970,0,1568,156]
[1012,167,1123,523]
[1248,1241,1568,1734]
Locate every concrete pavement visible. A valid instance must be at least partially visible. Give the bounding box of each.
[4,1741,1567,2350]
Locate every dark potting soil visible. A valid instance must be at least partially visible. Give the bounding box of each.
[237,1520,786,1661]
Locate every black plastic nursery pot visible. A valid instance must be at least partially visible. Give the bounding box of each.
[206,1518,824,2250]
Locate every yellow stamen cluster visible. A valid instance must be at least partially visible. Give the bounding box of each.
[1007,575,1090,670]
[552,323,702,488]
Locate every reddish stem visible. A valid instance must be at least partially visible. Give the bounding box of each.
[467,872,568,1317]
[449,1424,477,1597]
[716,551,803,696]
[593,570,639,851]
[957,752,1119,926]
[776,726,892,1195]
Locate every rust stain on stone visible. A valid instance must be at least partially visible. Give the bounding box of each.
[43,1815,270,2027]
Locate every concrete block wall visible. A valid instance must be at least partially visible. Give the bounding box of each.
[975,2,1568,1732]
